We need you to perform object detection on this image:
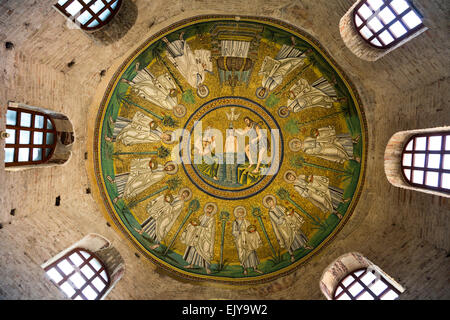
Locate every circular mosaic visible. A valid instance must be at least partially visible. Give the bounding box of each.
[92,15,367,284]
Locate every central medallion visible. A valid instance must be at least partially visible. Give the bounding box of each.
[180,97,283,200]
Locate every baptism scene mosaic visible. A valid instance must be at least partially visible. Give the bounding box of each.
[93,16,367,284]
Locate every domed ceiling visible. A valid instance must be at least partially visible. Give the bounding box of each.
[91,15,367,285]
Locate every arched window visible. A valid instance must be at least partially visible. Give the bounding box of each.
[353,0,425,49]
[54,0,122,31]
[44,248,110,300]
[320,252,405,300]
[41,234,125,300]
[340,0,428,61]
[4,107,57,167]
[333,268,402,300]
[401,132,450,193]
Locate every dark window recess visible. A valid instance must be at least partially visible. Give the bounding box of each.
[55,196,61,206]
[54,0,123,32]
[353,0,425,49]
[401,132,450,194]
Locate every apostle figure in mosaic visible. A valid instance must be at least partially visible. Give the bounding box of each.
[105,111,175,146]
[163,32,213,98]
[284,171,346,218]
[135,187,192,250]
[181,202,217,274]
[232,206,263,275]
[106,159,178,203]
[288,126,360,164]
[263,195,313,262]
[121,63,179,111]
[286,77,338,113]
[257,38,306,99]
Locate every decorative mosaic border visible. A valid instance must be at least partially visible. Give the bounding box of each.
[92,14,369,286]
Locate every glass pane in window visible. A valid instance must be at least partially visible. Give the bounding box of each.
[80,250,91,259]
[66,0,83,16]
[32,148,42,161]
[335,286,343,296]
[427,154,441,169]
[428,136,442,151]
[413,153,425,167]
[389,21,407,38]
[358,4,373,19]
[46,267,63,283]
[46,133,54,145]
[34,132,43,145]
[337,293,351,300]
[390,0,409,14]
[355,14,363,27]
[18,148,29,162]
[69,253,84,267]
[57,259,74,275]
[367,0,383,11]
[425,171,439,187]
[402,153,412,166]
[443,154,450,170]
[110,0,119,10]
[360,271,377,285]
[74,295,83,300]
[5,129,15,144]
[58,0,69,5]
[403,169,411,180]
[412,170,424,184]
[5,148,14,163]
[90,258,102,271]
[81,264,95,279]
[446,136,450,150]
[348,282,364,297]
[367,17,384,32]
[44,148,51,158]
[20,113,32,127]
[100,270,108,281]
[370,38,382,47]
[402,10,422,29]
[6,109,17,125]
[379,30,394,45]
[341,275,355,287]
[88,20,100,28]
[354,270,365,277]
[98,9,111,21]
[379,6,396,24]
[370,279,388,295]
[76,10,92,24]
[82,285,98,300]
[46,119,53,129]
[415,137,427,150]
[442,173,450,189]
[90,0,105,13]
[92,277,106,292]
[360,26,373,39]
[69,272,86,289]
[380,290,399,300]
[34,115,44,129]
[405,139,413,151]
[357,291,374,300]
[60,282,76,298]
[414,153,425,168]
[19,130,30,144]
